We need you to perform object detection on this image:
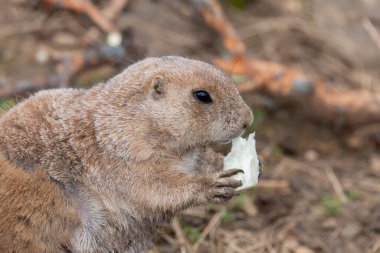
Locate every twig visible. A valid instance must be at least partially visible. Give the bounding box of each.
[241,197,258,217]
[192,208,226,252]
[103,0,129,20]
[256,179,289,189]
[171,217,191,253]
[41,0,116,33]
[372,239,380,252]
[312,82,380,125]
[189,0,245,54]
[216,229,224,253]
[362,18,380,52]
[160,233,178,247]
[325,167,348,204]
[361,180,380,192]
[344,179,380,192]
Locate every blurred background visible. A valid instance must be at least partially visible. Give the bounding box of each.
[1,0,380,252]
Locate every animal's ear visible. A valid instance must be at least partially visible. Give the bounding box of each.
[151,76,165,100]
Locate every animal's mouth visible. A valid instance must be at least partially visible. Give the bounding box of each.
[218,139,232,144]
[217,129,245,144]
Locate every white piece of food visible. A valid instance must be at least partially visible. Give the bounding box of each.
[223,133,260,191]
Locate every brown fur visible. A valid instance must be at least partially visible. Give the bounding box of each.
[0,155,79,253]
[0,56,253,252]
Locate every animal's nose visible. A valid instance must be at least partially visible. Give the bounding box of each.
[241,107,253,130]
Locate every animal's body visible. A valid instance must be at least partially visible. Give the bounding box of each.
[0,56,253,252]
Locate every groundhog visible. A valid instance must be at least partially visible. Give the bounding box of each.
[0,56,253,253]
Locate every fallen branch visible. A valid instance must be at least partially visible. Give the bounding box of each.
[214,56,313,96]
[312,83,380,125]
[41,0,116,33]
[216,55,380,125]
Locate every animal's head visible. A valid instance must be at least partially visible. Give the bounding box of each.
[94,56,253,160]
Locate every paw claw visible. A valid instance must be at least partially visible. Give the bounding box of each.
[219,168,244,178]
[213,178,242,188]
[205,171,242,203]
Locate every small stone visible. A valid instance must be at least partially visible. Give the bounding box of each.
[304,150,318,161]
[342,222,361,239]
[34,48,49,64]
[346,136,363,149]
[295,246,315,253]
[321,217,337,229]
[107,32,122,47]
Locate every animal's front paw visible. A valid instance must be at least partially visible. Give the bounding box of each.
[206,169,243,203]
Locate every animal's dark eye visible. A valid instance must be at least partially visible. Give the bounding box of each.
[193,90,213,104]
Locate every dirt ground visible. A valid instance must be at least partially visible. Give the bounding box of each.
[0,0,379,252]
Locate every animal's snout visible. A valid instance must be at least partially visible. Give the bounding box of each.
[241,106,253,131]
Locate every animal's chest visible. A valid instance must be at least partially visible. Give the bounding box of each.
[103,216,166,253]
[169,152,201,176]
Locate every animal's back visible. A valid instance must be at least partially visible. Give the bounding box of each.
[0,155,79,253]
